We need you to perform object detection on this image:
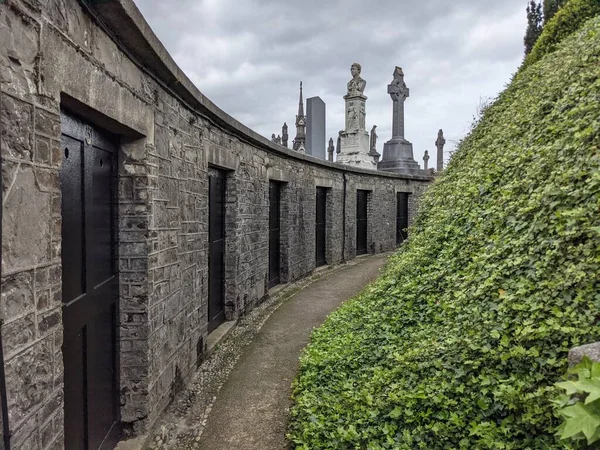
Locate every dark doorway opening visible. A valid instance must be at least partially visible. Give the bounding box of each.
[396,192,409,245]
[208,171,226,333]
[315,187,327,267]
[60,111,121,450]
[356,190,368,255]
[268,181,282,288]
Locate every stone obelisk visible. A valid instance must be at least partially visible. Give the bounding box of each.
[336,63,377,169]
[378,67,422,175]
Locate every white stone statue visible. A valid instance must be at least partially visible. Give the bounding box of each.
[346,63,366,97]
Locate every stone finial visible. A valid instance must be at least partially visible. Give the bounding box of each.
[435,129,446,171]
[336,130,342,154]
[282,122,289,148]
[423,150,430,170]
[346,63,366,98]
[327,138,334,162]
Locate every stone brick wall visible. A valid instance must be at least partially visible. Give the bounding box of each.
[0,0,433,448]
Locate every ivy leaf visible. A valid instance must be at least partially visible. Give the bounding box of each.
[557,381,580,395]
[579,379,600,404]
[560,403,600,440]
[388,407,403,419]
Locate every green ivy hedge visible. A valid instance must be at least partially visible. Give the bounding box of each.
[524,0,600,68]
[288,8,600,450]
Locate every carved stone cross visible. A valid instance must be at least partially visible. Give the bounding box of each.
[388,67,409,139]
[435,129,446,171]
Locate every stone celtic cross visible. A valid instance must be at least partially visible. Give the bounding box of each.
[388,66,409,140]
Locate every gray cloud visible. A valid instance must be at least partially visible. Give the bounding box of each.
[135,0,527,164]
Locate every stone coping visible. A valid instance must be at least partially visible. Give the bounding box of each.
[86,0,433,181]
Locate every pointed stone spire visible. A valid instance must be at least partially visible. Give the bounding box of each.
[298,81,304,117]
[294,82,306,151]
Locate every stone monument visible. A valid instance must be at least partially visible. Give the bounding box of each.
[378,67,422,174]
[336,63,377,169]
[327,138,334,161]
[436,129,445,171]
[423,150,430,170]
[282,122,289,148]
[369,125,380,163]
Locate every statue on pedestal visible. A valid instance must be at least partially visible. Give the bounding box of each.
[337,63,374,169]
[346,63,366,97]
[370,125,378,153]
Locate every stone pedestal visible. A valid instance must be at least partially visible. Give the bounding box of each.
[337,94,377,170]
[338,130,374,168]
[378,138,421,174]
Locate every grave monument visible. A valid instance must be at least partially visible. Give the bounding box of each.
[336,63,377,169]
[378,67,422,174]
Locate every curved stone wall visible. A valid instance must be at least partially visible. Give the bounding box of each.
[0,0,432,447]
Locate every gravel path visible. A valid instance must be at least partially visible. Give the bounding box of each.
[146,255,388,450]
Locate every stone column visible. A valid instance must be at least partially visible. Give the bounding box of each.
[436,129,446,171]
[282,122,289,148]
[377,67,422,175]
[327,138,334,162]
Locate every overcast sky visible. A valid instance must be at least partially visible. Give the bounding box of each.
[134,0,527,165]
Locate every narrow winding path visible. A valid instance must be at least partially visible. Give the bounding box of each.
[198,255,387,450]
[137,255,387,450]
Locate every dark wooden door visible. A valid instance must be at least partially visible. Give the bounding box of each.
[356,190,368,255]
[208,171,226,333]
[60,112,120,450]
[315,188,327,267]
[397,192,409,245]
[268,181,281,288]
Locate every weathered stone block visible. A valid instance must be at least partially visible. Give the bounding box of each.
[38,307,61,334]
[5,336,53,427]
[34,108,60,138]
[2,313,36,355]
[2,165,51,272]
[1,270,35,320]
[35,136,51,164]
[569,342,600,366]
[0,5,39,99]
[1,94,33,161]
